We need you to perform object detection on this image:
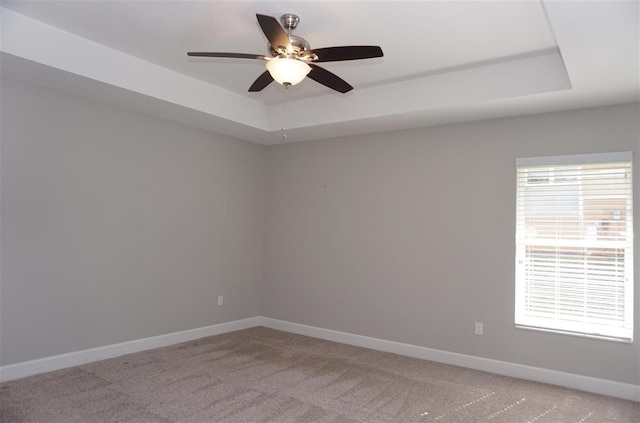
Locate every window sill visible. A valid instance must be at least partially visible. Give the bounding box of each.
[515,324,633,344]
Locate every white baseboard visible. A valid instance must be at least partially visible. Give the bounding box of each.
[3,315,638,402]
[0,317,259,383]
[257,317,640,402]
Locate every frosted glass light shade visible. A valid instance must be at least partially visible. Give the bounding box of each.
[266,58,311,86]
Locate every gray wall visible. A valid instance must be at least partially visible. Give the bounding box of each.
[263,103,640,385]
[2,74,639,386]
[1,77,266,365]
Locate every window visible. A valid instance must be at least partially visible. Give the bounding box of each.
[515,152,633,342]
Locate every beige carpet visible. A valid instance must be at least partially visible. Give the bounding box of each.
[1,327,638,422]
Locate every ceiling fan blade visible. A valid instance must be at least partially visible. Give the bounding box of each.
[187,52,266,60]
[248,70,274,92]
[303,46,383,62]
[256,14,291,54]
[307,64,353,93]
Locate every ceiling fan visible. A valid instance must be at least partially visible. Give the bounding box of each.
[187,13,383,94]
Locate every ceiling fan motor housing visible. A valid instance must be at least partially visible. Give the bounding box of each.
[270,34,310,56]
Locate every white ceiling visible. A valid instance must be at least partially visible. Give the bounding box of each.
[1,1,638,145]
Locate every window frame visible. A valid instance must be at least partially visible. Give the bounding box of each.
[514,151,634,342]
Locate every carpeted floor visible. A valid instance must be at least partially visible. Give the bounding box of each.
[1,327,638,422]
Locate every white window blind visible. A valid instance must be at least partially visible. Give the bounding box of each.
[515,152,633,341]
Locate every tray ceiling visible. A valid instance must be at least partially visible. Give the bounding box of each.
[1,1,638,145]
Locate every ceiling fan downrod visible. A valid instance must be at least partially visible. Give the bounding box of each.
[276,14,310,54]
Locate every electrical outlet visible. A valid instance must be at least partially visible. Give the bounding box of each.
[475,322,483,336]
[218,296,223,306]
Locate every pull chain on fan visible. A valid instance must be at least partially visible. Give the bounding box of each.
[281,86,289,141]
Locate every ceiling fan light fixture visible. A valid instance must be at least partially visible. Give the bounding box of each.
[266,57,311,87]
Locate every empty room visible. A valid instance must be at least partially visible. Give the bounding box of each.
[1,1,639,422]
